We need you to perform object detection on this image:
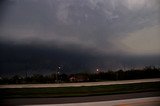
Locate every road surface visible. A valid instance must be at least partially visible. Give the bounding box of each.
[22,97,160,106]
[1,92,160,106]
[0,78,160,88]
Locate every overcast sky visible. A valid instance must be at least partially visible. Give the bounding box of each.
[0,0,160,75]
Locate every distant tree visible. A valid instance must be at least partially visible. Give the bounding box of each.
[11,75,22,84]
[30,74,44,83]
[0,66,160,84]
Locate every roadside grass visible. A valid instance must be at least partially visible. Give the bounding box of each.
[0,82,159,98]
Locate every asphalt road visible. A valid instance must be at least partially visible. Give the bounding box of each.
[23,97,160,106]
[1,92,160,106]
[0,78,160,88]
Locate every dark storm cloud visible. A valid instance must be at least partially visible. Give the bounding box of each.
[0,0,9,21]
[0,0,159,54]
[1,43,159,76]
[0,0,160,75]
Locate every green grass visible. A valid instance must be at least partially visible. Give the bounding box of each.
[0,82,159,98]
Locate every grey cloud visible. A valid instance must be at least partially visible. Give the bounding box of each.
[0,0,160,75]
[0,0,159,55]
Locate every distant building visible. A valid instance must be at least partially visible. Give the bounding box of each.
[69,74,89,82]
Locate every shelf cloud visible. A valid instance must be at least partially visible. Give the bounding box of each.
[0,0,160,75]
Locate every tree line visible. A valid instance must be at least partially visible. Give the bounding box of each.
[0,66,160,84]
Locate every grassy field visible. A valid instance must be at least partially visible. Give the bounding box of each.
[0,82,159,98]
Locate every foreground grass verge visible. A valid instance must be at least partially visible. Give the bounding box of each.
[0,82,159,98]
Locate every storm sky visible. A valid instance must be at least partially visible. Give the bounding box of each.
[0,0,160,76]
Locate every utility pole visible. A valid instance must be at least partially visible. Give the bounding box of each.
[56,66,61,83]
